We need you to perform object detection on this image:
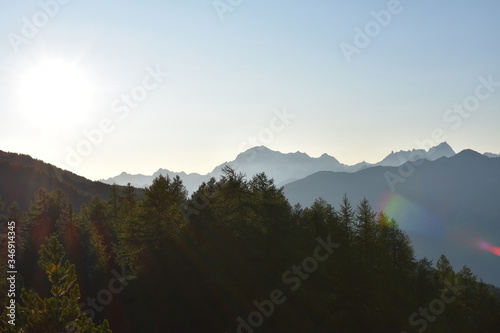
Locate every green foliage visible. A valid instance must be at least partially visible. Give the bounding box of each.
[38,235,76,297]
[1,171,499,333]
[1,235,111,333]
[6,202,21,223]
[140,175,187,242]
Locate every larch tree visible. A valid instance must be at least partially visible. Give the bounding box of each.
[1,235,111,333]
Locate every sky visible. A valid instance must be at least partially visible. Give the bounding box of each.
[0,0,499,180]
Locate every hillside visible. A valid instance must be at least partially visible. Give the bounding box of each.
[0,150,134,210]
[1,162,499,332]
[283,150,500,285]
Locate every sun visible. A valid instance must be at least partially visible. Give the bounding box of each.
[16,58,95,127]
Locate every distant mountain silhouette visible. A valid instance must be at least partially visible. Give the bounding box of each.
[283,149,500,285]
[211,146,349,186]
[102,142,456,192]
[484,152,500,158]
[374,142,455,167]
[102,169,204,191]
[0,150,133,210]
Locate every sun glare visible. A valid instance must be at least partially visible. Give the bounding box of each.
[16,59,95,126]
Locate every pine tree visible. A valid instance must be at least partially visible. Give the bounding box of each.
[121,183,136,213]
[354,198,378,270]
[1,235,111,333]
[339,194,354,244]
[436,254,455,288]
[80,197,111,279]
[302,198,337,237]
[6,202,22,224]
[108,184,120,219]
[248,172,292,233]
[211,166,255,236]
[415,257,436,305]
[140,175,187,249]
[457,265,477,328]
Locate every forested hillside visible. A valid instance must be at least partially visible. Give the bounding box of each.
[1,167,499,332]
[284,150,500,286]
[0,150,135,210]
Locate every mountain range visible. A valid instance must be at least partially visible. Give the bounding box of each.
[1,144,499,286]
[284,149,500,285]
[100,142,500,285]
[101,142,457,192]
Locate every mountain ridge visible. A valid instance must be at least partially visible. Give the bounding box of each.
[1,147,499,286]
[283,149,500,285]
[101,142,458,192]
[0,150,137,210]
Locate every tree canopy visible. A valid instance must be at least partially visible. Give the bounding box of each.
[1,167,498,332]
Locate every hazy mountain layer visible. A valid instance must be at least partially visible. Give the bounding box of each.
[283,150,500,285]
[101,142,456,192]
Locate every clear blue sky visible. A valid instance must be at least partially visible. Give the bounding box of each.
[0,0,499,180]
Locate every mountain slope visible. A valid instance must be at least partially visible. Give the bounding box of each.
[283,150,500,285]
[0,150,132,210]
[211,146,349,186]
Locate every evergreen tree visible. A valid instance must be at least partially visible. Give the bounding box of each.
[456,265,477,329]
[415,257,436,304]
[121,183,136,214]
[6,202,22,224]
[354,198,378,270]
[0,235,111,333]
[211,166,255,235]
[1,171,500,332]
[436,254,455,288]
[139,175,187,249]
[338,193,354,244]
[248,172,292,233]
[107,184,120,219]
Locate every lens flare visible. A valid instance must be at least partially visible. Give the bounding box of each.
[376,192,445,238]
[477,240,500,257]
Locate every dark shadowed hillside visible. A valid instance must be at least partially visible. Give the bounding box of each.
[0,150,138,210]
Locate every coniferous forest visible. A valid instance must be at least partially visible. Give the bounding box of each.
[1,167,499,332]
